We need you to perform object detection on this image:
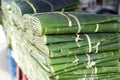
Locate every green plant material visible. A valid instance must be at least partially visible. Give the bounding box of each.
[23,12,120,35]
[50,51,119,65]
[51,59,119,73]
[55,55,120,75]
[14,0,79,14]
[50,42,120,58]
[25,33,119,44]
[0,11,2,24]
[2,1,120,79]
[54,73,120,80]
[2,0,79,29]
[62,67,120,75]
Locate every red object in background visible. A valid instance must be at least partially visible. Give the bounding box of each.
[96,0,102,2]
[96,0,102,5]
[16,65,22,80]
[16,64,28,80]
[22,73,28,80]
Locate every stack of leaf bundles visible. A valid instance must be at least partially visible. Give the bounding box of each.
[22,12,120,80]
[1,0,79,50]
[1,0,79,29]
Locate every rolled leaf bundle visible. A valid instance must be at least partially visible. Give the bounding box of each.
[28,33,120,58]
[19,39,120,76]
[23,12,120,35]
[10,27,120,80]
[54,72,120,80]
[21,38,119,74]
[2,0,79,28]
[25,33,119,44]
[1,0,80,56]
[12,37,120,80]
[21,12,120,80]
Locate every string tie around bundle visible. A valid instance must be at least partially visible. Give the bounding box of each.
[94,67,97,74]
[93,42,101,53]
[82,74,87,80]
[65,12,81,33]
[75,34,83,47]
[90,67,97,80]
[86,54,96,68]
[25,0,37,13]
[84,34,92,53]
[73,55,79,65]
[56,11,72,27]
[95,24,99,32]
[86,61,96,68]
[41,0,54,12]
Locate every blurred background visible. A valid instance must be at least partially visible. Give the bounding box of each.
[79,0,120,14]
[0,25,11,80]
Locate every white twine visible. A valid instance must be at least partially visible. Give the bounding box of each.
[55,76,59,80]
[41,0,54,12]
[95,24,99,32]
[86,53,96,68]
[94,67,97,74]
[75,34,83,47]
[92,42,101,53]
[18,0,26,5]
[82,74,87,80]
[76,42,81,48]
[82,78,86,80]
[90,67,97,80]
[73,55,79,65]
[25,0,37,13]
[86,61,96,68]
[75,34,83,42]
[56,12,72,27]
[65,13,81,33]
[61,8,65,13]
[84,34,92,53]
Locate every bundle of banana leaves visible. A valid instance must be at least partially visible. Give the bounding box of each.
[2,0,120,79]
[16,12,120,80]
[1,0,79,28]
[23,12,120,35]
[11,31,120,80]
[1,0,79,49]
[14,34,120,80]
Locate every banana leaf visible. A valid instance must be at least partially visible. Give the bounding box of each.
[50,42,120,58]
[23,12,120,35]
[51,59,119,73]
[53,73,120,80]
[28,33,119,58]
[62,67,120,75]
[13,0,79,14]
[55,55,120,75]
[25,33,119,44]
[50,51,119,65]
